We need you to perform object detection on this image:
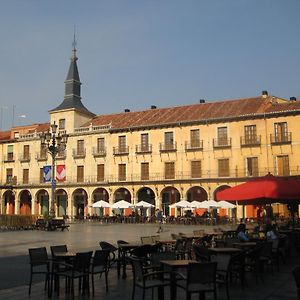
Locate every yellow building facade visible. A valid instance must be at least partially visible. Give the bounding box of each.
[0,48,299,220]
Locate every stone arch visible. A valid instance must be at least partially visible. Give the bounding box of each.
[214,185,231,200]
[56,189,68,217]
[72,188,87,219]
[161,186,180,216]
[186,186,208,202]
[3,190,15,215]
[114,188,131,203]
[136,187,156,217]
[19,190,32,215]
[91,188,109,216]
[36,189,49,216]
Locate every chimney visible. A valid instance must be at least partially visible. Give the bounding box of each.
[199,99,205,103]
[262,90,268,98]
[151,105,157,109]
[124,109,130,112]
[290,97,297,101]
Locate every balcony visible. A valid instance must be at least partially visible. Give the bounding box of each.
[159,142,177,152]
[92,147,106,157]
[135,144,152,154]
[213,138,232,149]
[270,133,292,145]
[19,153,31,163]
[3,154,14,163]
[113,146,129,156]
[56,150,67,160]
[185,140,203,151]
[72,148,86,159]
[240,135,261,147]
[36,152,48,161]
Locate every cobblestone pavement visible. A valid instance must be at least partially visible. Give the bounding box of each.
[0,222,298,299]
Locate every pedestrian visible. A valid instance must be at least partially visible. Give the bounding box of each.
[156,209,163,233]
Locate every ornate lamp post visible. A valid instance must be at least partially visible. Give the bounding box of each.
[40,122,68,218]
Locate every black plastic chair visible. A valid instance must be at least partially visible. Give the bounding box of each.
[90,249,110,295]
[129,256,171,300]
[177,261,217,300]
[193,244,211,262]
[54,251,93,296]
[99,241,118,269]
[28,247,51,295]
[293,265,300,300]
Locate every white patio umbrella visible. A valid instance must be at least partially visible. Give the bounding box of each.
[190,200,204,208]
[197,200,221,209]
[169,200,193,208]
[92,200,111,208]
[133,201,155,208]
[111,200,132,209]
[218,200,236,209]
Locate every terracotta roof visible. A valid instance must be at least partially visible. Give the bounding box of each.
[0,131,12,141]
[86,96,300,130]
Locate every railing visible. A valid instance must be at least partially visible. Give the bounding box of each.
[56,151,67,160]
[213,138,232,148]
[159,142,177,152]
[135,144,152,154]
[270,132,292,144]
[185,140,203,151]
[3,154,15,163]
[74,124,111,133]
[113,146,129,155]
[92,147,107,157]
[240,135,261,147]
[72,148,86,159]
[36,153,48,161]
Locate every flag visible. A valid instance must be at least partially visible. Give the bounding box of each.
[56,165,66,182]
[43,166,51,182]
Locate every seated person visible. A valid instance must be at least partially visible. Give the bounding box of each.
[265,223,278,240]
[236,223,249,242]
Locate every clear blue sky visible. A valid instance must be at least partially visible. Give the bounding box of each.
[0,0,299,130]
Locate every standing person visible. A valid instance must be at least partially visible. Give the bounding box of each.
[156,209,163,233]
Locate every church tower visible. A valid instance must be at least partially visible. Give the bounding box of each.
[49,38,95,133]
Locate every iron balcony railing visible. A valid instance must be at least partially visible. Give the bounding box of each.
[72,148,86,159]
[270,132,292,144]
[185,140,203,151]
[92,147,107,157]
[240,135,261,147]
[113,146,129,155]
[159,142,177,152]
[135,144,152,154]
[213,138,232,148]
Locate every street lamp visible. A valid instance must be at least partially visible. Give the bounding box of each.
[40,122,68,218]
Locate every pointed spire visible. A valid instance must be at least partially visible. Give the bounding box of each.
[50,33,95,116]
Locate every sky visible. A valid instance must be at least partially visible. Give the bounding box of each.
[0,0,300,130]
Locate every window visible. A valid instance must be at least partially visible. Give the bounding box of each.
[246,157,258,177]
[97,138,105,153]
[244,125,257,144]
[274,122,288,142]
[277,155,290,176]
[118,164,126,181]
[141,163,149,180]
[7,145,14,161]
[141,133,149,152]
[23,169,29,184]
[191,160,202,178]
[165,132,174,146]
[39,168,44,183]
[6,168,13,183]
[23,145,30,160]
[118,136,127,152]
[217,127,228,146]
[165,162,175,179]
[190,129,200,148]
[77,166,84,182]
[77,140,85,155]
[97,164,105,182]
[59,119,66,130]
[218,159,229,177]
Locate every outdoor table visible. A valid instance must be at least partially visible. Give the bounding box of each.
[233,242,257,250]
[209,247,242,255]
[160,259,197,299]
[118,243,141,278]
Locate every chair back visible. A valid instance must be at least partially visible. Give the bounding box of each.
[151,252,176,269]
[293,265,300,300]
[151,235,160,243]
[130,257,144,283]
[188,262,217,285]
[259,241,273,258]
[29,247,49,266]
[117,240,129,245]
[92,249,109,268]
[50,245,68,257]
[211,253,231,272]
[131,244,153,258]
[193,244,211,262]
[74,251,93,273]
[100,241,117,252]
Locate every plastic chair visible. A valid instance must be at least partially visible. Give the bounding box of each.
[99,241,118,269]
[28,247,51,295]
[90,249,110,295]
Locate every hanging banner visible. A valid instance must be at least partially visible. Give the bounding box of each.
[43,165,52,182]
[56,165,66,182]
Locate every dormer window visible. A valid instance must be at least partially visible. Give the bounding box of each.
[59,119,66,130]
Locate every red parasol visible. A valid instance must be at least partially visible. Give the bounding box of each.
[216,173,300,205]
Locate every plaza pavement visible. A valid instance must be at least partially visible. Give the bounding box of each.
[0,222,298,299]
